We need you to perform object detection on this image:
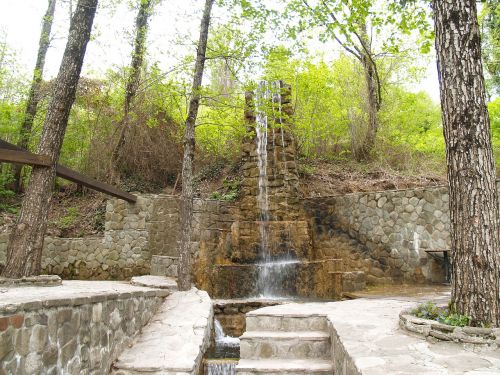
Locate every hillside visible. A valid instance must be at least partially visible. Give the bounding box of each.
[0,157,447,239]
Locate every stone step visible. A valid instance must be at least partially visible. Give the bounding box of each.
[246,314,329,332]
[240,331,331,360]
[236,359,333,374]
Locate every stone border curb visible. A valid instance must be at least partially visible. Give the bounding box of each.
[399,309,500,346]
[0,275,62,287]
[130,275,178,290]
[0,287,170,316]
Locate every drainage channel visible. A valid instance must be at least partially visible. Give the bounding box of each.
[204,320,240,375]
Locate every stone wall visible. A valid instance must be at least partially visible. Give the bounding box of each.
[304,181,500,284]
[0,284,167,374]
[0,196,153,280]
[214,299,290,337]
[2,181,498,286]
[0,195,230,280]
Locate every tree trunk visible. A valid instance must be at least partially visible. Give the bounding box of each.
[433,0,500,327]
[12,0,56,193]
[356,54,380,161]
[177,0,214,291]
[347,21,381,162]
[2,0,98,278]
[111,0,153,172]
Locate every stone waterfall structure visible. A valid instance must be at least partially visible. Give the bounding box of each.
[196,81,345,299]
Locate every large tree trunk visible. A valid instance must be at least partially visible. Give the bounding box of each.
[177,0,214,291]
[433,0,500,327]
[2,0,98,278]
[12,0,56,193]
[111,0,153,173]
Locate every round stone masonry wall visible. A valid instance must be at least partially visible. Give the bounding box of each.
[399,310,500,347]
[300,182,500,284]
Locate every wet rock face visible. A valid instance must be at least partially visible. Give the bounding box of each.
[239,120,301,222]
[227,83,312,265]
[200,82,339,299]
[208,260,343,300]
[228,221,313,264]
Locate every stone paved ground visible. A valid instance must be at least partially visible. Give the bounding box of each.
[348,284,451,302]
[111,288,213,375]
[249,291,500,375]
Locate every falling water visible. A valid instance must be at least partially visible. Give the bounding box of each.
[255,81,297,298]
[214,319,240,347]
[206,362,236,375]
[204,320,239,375]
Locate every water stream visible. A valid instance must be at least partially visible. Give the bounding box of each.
[254,80,296,298]
[214,319,240,347]
[204,319,239,375]
[205,361,236,375]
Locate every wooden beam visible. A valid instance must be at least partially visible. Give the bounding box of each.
[0,149,51,167]
[56,165,137,203]
[0,139,22,152]
[0,139,137,203]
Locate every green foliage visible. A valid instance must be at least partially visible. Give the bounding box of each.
[412,301,442,320]
[209,178,241,201]
[379,88,443,155]
[259,47,443,170]
[297,161,317,177]
[0,1,452,197]
[480,0,500,96]
[0,172,18,214]
[412,302,471,327]
[440,313,471,327]
[57,207,80,229]
[488,98,500,166]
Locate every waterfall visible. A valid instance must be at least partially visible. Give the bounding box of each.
[255,80,271,296]
[205,362,236,375]
[204,319,239,375]
[214,319,239,347]
[254,80,297,298]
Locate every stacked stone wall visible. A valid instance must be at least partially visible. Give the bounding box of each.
[2,182,498,284]
[0,195,232,280]
[0,287,166,374]
[0,196,153,279]
[304,181,500,283]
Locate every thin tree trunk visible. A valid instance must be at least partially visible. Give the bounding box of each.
[12,0,56,193]
[353,23,381,161]
[357,55,380,160]
[177,0,214,291]
[2,0,98,278]
[111,0,153,172]
[433,0,500,327]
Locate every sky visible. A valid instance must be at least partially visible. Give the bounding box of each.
[0,0,441,102]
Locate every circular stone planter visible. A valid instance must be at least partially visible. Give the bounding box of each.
[399,309,500,346]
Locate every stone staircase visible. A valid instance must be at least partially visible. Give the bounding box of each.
[316,234,367,293]
[237,312,333,374]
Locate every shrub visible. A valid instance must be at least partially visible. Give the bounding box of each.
[209,178,241,201]
[411,302,471,327]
